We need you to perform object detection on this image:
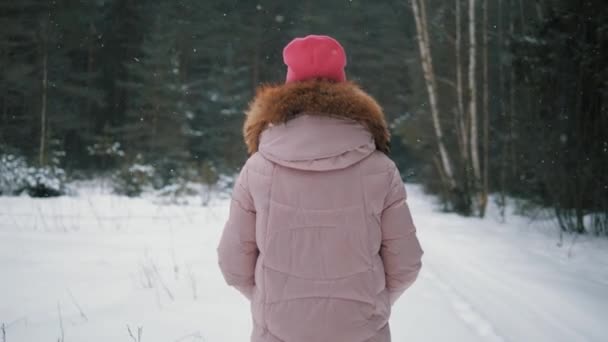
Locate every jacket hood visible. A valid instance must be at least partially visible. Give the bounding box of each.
[243,80,390,156]
[258,115,376,171]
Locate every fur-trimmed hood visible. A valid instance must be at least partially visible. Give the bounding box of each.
[243,80,390,155]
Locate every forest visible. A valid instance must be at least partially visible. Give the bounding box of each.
[1,0,606,235]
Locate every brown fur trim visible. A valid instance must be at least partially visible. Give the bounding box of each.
[243,80,390,155]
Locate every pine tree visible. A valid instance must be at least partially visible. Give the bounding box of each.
[0,1,47,156]
[512,0,608,234]
[121,5,189,174]
[0,1,105,167]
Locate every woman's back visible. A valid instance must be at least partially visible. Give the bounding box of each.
[218,35,423,342]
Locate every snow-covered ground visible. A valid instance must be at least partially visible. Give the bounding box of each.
[1,184,607,342]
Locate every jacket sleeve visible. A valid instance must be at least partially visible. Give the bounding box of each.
[380,165,423,306]
[217,163,258,301]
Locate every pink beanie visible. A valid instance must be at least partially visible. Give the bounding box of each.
[283,35,347,83]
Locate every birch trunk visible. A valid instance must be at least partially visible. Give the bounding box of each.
[455,0,468,161]
[39,16,49,167]
[508,0,517,176]
[411,0,456,189]
[86,22,96,136]
[480,0,490,217]
[498,0,507,222]
[468,0,482,207]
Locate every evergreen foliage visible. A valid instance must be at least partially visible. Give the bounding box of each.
[0,0,605,233]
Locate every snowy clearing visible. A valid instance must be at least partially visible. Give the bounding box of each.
[1,185,607,342]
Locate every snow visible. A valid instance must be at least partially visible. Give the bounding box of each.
[1,184,608,342]
[0,154,66,196]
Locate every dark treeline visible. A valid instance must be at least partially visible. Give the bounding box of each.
[0,1,606,234]
[404,0,607,235]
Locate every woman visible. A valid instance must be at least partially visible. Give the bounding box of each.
[218,35,423,342]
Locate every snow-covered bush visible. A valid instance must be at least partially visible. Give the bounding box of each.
[87,141,125,158]
[24,165,66,197]
[154,181,200,205]
[0,154,29,195]
[112,163,156,197]
[86,139,125,171]
[0,154,66,197]
[146,161,226,205]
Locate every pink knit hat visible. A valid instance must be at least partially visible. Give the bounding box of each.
[283,35,347,83]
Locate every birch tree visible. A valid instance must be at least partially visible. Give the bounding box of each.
[508,0,517,176]
[467,0,479,176]
[497,0,508,221]
[38,11,49,166]
[410,0,456,189]
[481,0,490,216]
[467,0,483,214]
[454,0,468,163]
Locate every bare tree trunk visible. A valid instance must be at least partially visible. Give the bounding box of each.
[1,47,6,135]
[433,156,450,211]
[1,95,7,142]
[455,0,468,161]
[508,0,517,177]
[411,0,456,189]
[534,0,544,21]
[39,15,49,167]
[86,22,96,136]
[468,0,482,214]
[497,0,507,222]
[480,0,490,217]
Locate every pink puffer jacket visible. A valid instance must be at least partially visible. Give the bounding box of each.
[218,81,423,342]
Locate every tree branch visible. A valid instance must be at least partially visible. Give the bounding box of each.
[436,76,458,89]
